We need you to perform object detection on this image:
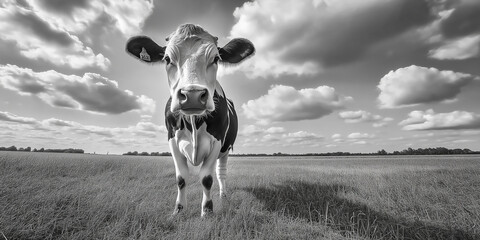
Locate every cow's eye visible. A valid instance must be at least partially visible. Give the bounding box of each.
[213,56,220,64]
[164,56,172,65]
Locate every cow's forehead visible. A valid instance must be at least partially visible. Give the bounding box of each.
[165,25,218,62]
[167,38,217,58]
[166,24,218,47]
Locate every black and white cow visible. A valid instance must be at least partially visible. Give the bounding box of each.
[126,24,254,216]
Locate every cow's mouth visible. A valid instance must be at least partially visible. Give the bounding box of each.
[180,108,207,116]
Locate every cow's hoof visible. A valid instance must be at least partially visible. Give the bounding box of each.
[201,200,213,217]
[220,192,228,199]
[172,203,184,216]
[201,210,213,218]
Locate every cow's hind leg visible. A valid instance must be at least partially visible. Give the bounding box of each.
[216,154,228,198]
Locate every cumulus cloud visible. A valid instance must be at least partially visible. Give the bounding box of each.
[240,125,286,136]
[0,64,155,114]
[240,127,323,148]
[331,133,342,139]
[226,0,432,78]
[0,2,111,70]
[347,132,376,139]
[242,85,351,124]
[377,65,478,108]
[283,131,324,144]
[339,110,393,127]
[399,109,480,130]
[328,132,375,146]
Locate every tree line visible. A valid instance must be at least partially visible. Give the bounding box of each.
[0,146,477,156]
[123,151,172,156]
[0,146,84,154]
[376,147,476,155]
[231,147,478,157]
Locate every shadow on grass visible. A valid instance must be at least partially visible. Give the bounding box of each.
[243,181,477,240]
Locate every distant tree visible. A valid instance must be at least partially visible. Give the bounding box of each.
[6,146,17,151]
[140,152,149,156]
[377,149,387,155]
[39,148,44,152]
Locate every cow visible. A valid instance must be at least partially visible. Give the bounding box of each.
[125,24,254,216]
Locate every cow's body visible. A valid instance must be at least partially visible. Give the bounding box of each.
[126,24,253,216]
[165,86,238,165]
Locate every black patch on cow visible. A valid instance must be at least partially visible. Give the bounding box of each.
[177,176,185,190]
[203,200,213,212]
[202,175,213,190]
[165,89,238,153]
[221,99,238,153]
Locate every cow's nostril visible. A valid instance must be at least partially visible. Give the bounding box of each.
[200,90,208,104]
[178,90,187,103]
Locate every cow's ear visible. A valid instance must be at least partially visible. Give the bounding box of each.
[218,38,255,64]
[126,36,165,63]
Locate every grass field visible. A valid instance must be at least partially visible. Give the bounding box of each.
[1,152,479,239]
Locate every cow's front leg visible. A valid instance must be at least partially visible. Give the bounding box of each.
[199,141,221,217]
[170,140,189,215]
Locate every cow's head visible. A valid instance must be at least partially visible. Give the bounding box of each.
[126,24,254,116]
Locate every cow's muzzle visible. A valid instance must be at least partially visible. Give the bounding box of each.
[178,88,208,115]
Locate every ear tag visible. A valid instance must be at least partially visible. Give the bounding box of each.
[139,47,151,61]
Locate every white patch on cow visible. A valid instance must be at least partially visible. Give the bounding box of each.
[175,117,220,166]
[139,47,151,61]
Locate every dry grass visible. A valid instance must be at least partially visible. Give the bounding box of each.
[1,152,479,239]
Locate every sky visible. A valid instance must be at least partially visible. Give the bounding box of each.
[1,0,480,154]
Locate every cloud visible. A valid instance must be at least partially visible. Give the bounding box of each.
[0,2,111,70]
[0,111,37,125]
[226,0,432,78]
[331,134,342,139]
[240,127,323,148]
[347,132,376,139]
[283,131,323,144]
[429,34,480,60]
[242,85,351,124]
[0,64,155,114]
[24,0,154,37]
[439,0,480,39]
[328,132,375,146]
[399,109,480,130]
[240,125,286,136]
[426,0,480,60]
[377,65,478,108]
[339,110,393,127]
[0,111,167,152]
